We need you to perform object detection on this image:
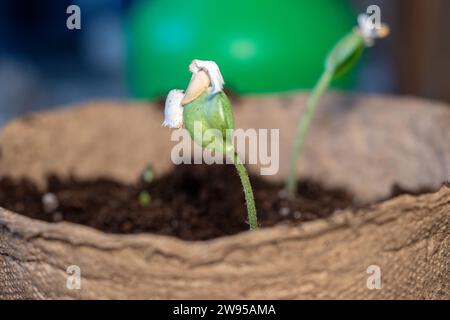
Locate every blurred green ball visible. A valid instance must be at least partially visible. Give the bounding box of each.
[126,0,356,99]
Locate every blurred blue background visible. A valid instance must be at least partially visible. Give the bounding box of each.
[0,0,448,126]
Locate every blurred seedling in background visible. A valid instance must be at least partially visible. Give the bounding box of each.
[162,60,258,230]
[142,163,155,183]
[138,163,154,207]
[286,13,390,196]
[139,191,152,207]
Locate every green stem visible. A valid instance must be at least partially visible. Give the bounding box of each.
[286,69,333,196]
[231,152,258,230]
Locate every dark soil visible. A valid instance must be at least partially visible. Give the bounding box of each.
[1,163,436,241]
[0,165,352,240]
[1,164,355,241]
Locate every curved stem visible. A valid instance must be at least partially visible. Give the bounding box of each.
[286,69,333,196]
[231,152,258,230]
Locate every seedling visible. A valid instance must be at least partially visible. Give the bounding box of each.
[162,59,258,230]
[138,164,154,207]
[142,163,155,183]
[139,191,152,207]
[286,14,389,196]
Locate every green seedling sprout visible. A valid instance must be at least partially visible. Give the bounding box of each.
[286,14,390,196]
[138,164,154,207]
[139,191,152,207]
[162,59,258,230]
[142,163,155,183]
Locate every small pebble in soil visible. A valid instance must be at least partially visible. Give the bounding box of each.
[279,207,290,216]
[42,192,59,213]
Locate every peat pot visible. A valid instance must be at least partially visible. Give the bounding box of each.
[0,92,449,299]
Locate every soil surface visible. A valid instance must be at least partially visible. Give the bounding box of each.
[0,164,358,241]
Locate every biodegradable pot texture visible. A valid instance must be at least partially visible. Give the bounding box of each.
[0,92,449,299]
